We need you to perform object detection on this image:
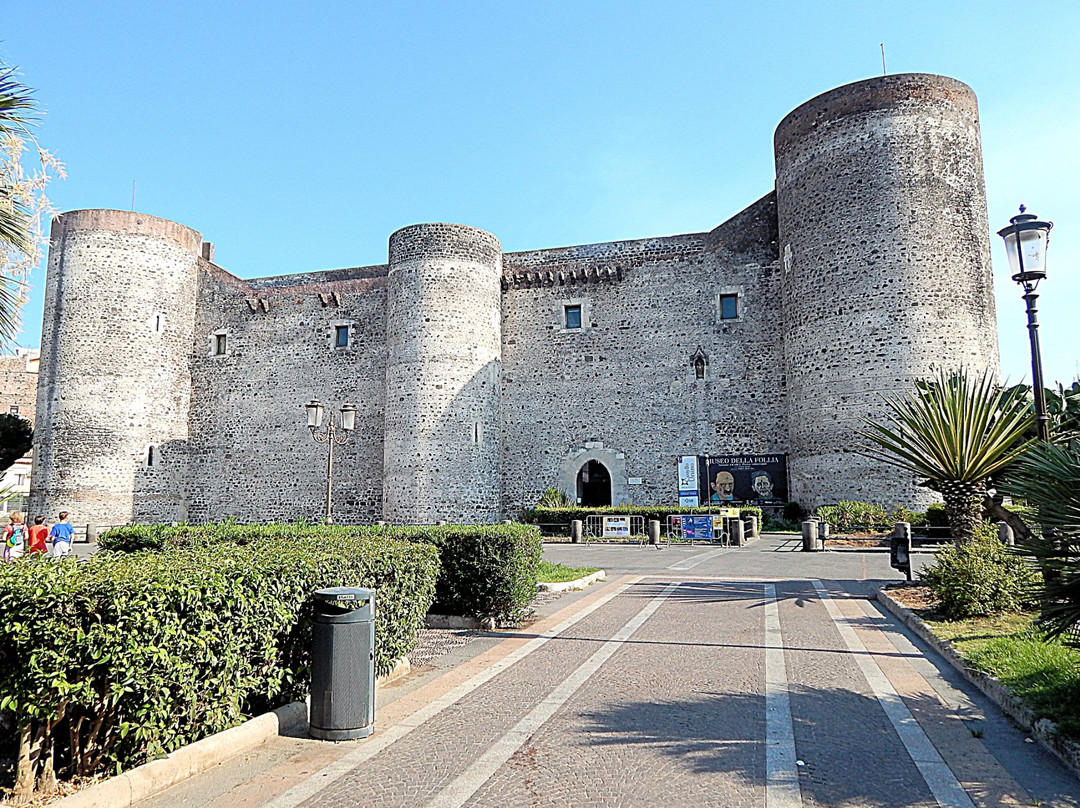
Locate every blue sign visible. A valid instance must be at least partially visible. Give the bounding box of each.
[682,516,715,541]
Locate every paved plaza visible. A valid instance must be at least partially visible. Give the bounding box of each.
[134,537,1079,807]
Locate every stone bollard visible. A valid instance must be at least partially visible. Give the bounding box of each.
[86,523,98,544]
[436,520,447,526]
[998,522,1015,546]
[571,519,583,543]
[730,519,746,547]
[375,520,386,527]
[501,519,512,525]
[801,520,820,552]
[745,515,758,539]
[648,519,661,547]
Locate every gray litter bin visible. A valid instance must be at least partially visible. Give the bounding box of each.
[309,587,376,741]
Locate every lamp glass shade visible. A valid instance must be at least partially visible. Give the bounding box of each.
[306,400,324,428]
[340,403,357,432]
[998,209,1052,284]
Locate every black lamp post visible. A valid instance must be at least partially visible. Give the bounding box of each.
[997,206,1053,442]
[305,399,357,523]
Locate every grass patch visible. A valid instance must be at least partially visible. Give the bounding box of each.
[922,611,1080,740]
[537,560,600,584]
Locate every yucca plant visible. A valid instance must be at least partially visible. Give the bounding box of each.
[860,367,1035,543]
[536,487,574,508]
[1002,441,1080,646]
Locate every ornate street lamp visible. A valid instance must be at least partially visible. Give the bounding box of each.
[998,206,1053,442]
[305,399,357,523]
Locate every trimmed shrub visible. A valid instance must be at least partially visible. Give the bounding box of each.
[100,521,541,624]
[383,524,542,624]
[519,504,763,535]
[919,524,1039,619]
[0,533,438,789]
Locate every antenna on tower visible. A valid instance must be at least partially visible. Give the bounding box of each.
[131,180,136,211]
[880,43,887,75]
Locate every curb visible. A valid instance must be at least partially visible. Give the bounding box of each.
[877,587,1080,780]
[52,657,413,808]
[425,613,496,630]
[537,569,607,593]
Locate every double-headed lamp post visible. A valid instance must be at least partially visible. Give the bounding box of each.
[997,206,1054,442]
[305,399,357,523]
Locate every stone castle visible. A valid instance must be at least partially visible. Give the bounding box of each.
[29,73,999,527]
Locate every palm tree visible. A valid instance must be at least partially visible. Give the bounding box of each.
[0,63,42,344]
[860,367,1035,543]
[1002,441,1080,646]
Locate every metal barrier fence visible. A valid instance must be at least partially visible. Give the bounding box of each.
[666,514,742,545]
[584,515,647,542]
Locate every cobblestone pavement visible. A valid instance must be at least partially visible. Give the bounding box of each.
[135,537,1080,808]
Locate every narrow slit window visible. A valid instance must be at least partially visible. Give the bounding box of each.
[719,294,739,320]
[214,333,227,355]
[147,445,155,467]
[155,314,162,333]
[335,325,349,348]
[564,305,582,329]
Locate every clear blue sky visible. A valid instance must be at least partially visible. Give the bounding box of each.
[4,1,1078,385]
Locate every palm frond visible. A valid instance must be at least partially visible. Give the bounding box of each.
[858,366,1035,483]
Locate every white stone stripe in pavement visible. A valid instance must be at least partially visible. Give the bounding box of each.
[812,580,976,808]
[261,576,643,808]
[667,547,734,569]
[423,582,682,808]
[764,584,803,808]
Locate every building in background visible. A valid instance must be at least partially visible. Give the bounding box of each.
[0,348,39,514]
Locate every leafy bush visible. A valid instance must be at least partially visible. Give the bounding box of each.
[384,524,542,624]
[919,525,1039,619]
[101,521,540,624]
[816,501,927,533]
[0,533,438,791]
[519,504,763,534]
[536,487,574,507]
[925,503,949,527]
[782,501,805,522]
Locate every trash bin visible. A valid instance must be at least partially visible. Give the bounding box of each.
[309,587,376,741]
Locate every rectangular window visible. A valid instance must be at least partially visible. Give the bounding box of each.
[719,294,739,320]
[335,325,350,348]
[8,406,18,415]
[564,305,582,329]
[214,333,227,355]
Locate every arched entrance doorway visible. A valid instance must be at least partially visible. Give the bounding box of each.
[576,460,611,507]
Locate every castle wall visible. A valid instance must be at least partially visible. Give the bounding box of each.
[31,210,201,526]
[383,224,503,524]
[774,73,999,508]
[499,195,786,513]
[27,73,1001,523]
[185,263,389,523]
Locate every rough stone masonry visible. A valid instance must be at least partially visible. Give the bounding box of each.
[29,73,998,526]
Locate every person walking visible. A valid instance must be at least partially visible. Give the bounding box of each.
[49,511,74,558]
[3,511,28,562]
[27,515,49,556]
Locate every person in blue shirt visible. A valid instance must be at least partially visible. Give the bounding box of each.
[49,512,74,558]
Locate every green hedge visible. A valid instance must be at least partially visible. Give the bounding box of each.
[382,524,541,624]
[100,521,542,624]
[520,504,763,534]
[0,533,438,789]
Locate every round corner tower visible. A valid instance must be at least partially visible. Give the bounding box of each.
[382,223,503,524]
[31,209,202,526]
[774,73,1000,508]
